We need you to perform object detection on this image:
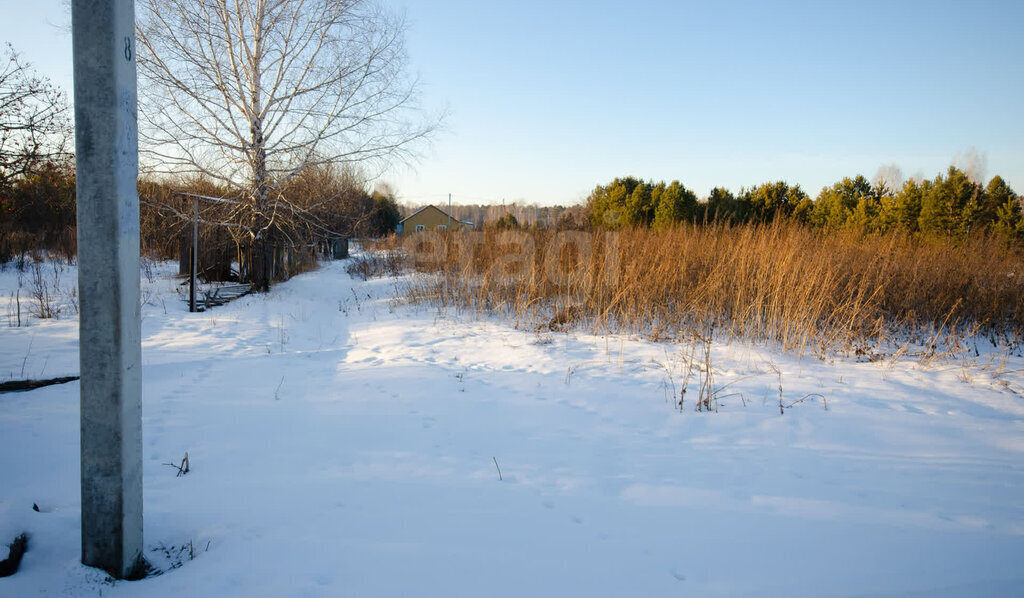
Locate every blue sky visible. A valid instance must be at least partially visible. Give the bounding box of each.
[4,0,1022,205]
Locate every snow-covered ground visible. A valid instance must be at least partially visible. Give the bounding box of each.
[1,257,1023,597]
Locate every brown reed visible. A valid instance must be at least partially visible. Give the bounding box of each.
[366,222,1024,357]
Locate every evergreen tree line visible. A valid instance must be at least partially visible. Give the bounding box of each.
[584,168,1023,240]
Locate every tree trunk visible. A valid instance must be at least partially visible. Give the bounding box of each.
[251,234,273,292]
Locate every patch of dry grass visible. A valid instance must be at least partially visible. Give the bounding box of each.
[363,223,1024,357]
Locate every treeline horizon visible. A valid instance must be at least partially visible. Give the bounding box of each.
[1,161,401,264]
[3,161,1023,266]
[402,165,1023,241]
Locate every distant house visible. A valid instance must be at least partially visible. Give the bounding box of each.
[396,205,474,234]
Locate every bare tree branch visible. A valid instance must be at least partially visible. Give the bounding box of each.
[0,44,73,186]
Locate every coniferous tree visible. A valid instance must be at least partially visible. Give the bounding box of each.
[813,175,874,229]
[625,182,654,226]
[984,177,1022,241]
[791,195,815,225]
[492,213,521,230]
[982,176,1016,226]
[652,181,697,229]
[587,177,642,228]
[706,187,743,223]
[742,181,807,221]
[918,167,984,238]
[879,179,926,233]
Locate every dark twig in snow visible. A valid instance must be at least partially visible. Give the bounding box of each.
[163,452,190,477]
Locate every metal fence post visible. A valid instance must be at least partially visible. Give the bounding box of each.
[191,197,197,312]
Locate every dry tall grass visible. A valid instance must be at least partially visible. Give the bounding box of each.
[368,222,1024,357]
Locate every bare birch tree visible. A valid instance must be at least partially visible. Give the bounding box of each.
[872,164,903,197]
[136,0,434,289]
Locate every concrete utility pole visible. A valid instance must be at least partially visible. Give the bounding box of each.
[72,0,144,579]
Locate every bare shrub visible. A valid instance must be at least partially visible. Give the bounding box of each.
[28,262,57,319]
[345,251,406,280]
